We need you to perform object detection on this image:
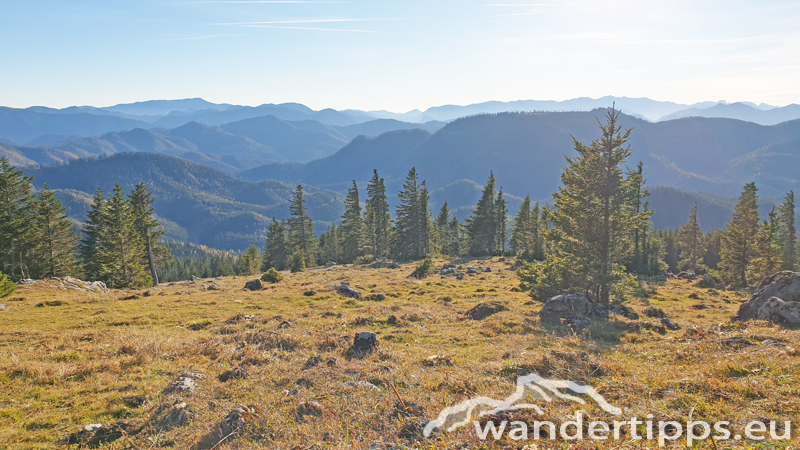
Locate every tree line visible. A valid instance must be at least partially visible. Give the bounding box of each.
[0,157,172,288]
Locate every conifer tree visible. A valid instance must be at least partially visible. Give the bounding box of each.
[778,190,797,271]
[495,187,508,255]
[545,108,649,303]
[719,182,760,286]
[31,185,78,278]
[80,188,106,280]
[510,195,532,257]
[365,170,391,260]
[0,157,35,278]
[240,243,262,276]
[678,202,703,273]
[264,218,288,270]
[433,202,450,255]
[130,182,169,285]
[287,185,315,264]
[319,223,340,264]
[626,162,648,268]
[339,181,363,263]
[531,202,543,260]
[96,184,147,287]
[393,167,429,260]
[749,206,782,282]
[466,172,497,256]
[445,217,464,257]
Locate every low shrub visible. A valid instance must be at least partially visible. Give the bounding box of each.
[261,268,284,283]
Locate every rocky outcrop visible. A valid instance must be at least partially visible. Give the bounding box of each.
[244,279,262,291]
[539,294,591,325]
[733,271,800,326]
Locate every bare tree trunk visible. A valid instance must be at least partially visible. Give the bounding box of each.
[146,238,158,286]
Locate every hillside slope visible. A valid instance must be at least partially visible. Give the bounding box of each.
[28,153,344,250]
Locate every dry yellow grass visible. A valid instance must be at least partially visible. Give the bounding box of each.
[0,258,798,449]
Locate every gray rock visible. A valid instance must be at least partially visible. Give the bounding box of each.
[244,279,262,291]
[304,355,322,370]
[0,304,7,311]
[337,284,362,300]
[733,271,800,326]
[696,275,717,288]
[539,294,591,325]
[661,317,681,330]
[350,331,378,354]
[165,372,204,394]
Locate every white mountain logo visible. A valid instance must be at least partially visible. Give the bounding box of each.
[423,374,622,437]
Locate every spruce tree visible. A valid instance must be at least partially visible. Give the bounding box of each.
[626,162,648,268]
[778,190,797,271]
[264,218,288,270]
[393,168,429,260]
[339,181,363,263]
[446,217,463,257]
[546,108,649,303]
[719,182,760,286]
[31,185,78,278]
[287,185,315,265]
[96,184,148,287]
[320,223,340,264]
[80,188,106,280]
[495,187,508,255]
[749,206,782,283]
[240,243,262,276]
[466,172,497,256]
[510,195,532,258]
[130,182,168,285]
[0,157,35,278]
[433,202,450,256]
[678,202,703,273]
[531,202,543,260]
[365,170,391,260]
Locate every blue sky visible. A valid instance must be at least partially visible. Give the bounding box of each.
[1,0,799,111]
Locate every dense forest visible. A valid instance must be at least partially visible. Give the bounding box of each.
[1,109,797,301]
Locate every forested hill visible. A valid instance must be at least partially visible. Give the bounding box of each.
[240,110,800,200]
[28,153,344,250]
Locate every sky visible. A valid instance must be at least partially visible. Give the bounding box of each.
[1,0,799,112]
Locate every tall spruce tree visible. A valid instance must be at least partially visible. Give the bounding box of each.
[626,162,649,269]
[678,203,703,273]
[393,167,429,260]
[546,108,649,303]
[749,206,782,283]
[31,184,78,278]
[339,181,363,263]
[365,170,391,260]
[264,218,288,270]
[466,172,497,256]
[433,202,451,256]
[319,223,340,264]
[495,187,508,255]
[130,182,167,285]
[446,217,463,257]
[96,184,148,287]
[80,188,106,280]
[779,190,797,271]
[510,195,533,259]
[719,182,760,286]
[0,157,35,278]
[288,185,315,264]
[240,243,262,276]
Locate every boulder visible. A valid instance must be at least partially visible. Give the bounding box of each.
[539,294,591,325]
[696,275,716,289]
[0,304,7,311]
[336,284,362,300]
[661,317,681,330]
[350,331,378,354]
[733,271,800,325]
[439,267,457,276]
[244,279,262,291]
[677,271,697,281]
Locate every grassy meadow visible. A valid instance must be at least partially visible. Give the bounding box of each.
[0,258,798,449]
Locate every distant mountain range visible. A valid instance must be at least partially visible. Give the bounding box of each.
[3,96,798,146]
[239,110,800,200]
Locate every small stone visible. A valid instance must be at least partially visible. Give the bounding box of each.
[0,304,7,311]
[327,356,339,367]
[303,290,317,296]
[279,320,292,329]
[350,331,378,354]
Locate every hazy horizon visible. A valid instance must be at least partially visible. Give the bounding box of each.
[2,0,799,111]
